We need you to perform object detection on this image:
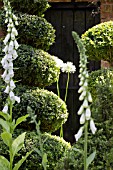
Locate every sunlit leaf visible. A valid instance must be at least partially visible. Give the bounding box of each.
[1,131,12,147]
[0,155,10,170]
[86,150,96,168]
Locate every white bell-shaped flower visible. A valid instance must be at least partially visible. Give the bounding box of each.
[2,105,8,114]
[75,127,84,141]
[80,113,85,124]
[90,119,97,134]
[10,79,16,90]
[4,85,10,94]
[85,107,91,120]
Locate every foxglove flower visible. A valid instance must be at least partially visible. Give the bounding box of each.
[90,119,97,134]
[75,127,84,141]
[2,105,8,114]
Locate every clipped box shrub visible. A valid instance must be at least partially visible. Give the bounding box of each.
[0,10,55,50]
[10,0,50,16]
[88,69,113,123]
[82,21,113,62]
[0,130,71,170]
[0,43,60,87]
[0,83,69,133]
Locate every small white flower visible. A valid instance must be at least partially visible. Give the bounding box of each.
[14,96,20,103]
[88,92,93,103]
[80,113,85,124]
[11,33,15,40]
[90,119,97,134]
[79,91,86,101]
[4,85,10,93]
[9,91,15,101]
[6,54,12,61]
[85,107,91,120]
[5,18,8,23]
[1,70,7,79]
[8,69,14,77]
[14,40,19,49]
[83,81,88,87]
[9,18,13,23]
[61,62,76,73]
[12,27,18,36]
[4,74,10,83]
[3,33,10,45]
[75,127,84,141]
[13,14,17,21]
[54,56,64,68]
[10,79,16,90]
[2,105,8,114]
[78,86,84,93]
[12,50,18,59]
[78,105,84,115]
[82,99,88,108]
[3,45,9,53]
[15,21,18,26]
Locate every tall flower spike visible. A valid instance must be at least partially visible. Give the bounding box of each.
[1,0,20,111]
[72,31,97,141]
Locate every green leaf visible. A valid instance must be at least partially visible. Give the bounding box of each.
[0,118,10,132]
[0,155,10,170]
[13,150,33,170]
[1,131,12,147]
[42,153,48,169]
[12,132,26,158]
[0,111,10,120]
[14,114,29,129]
[86,150,96,168]
[72,147,83,154]
[34,148,42,157]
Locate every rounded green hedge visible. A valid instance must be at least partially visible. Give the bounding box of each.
[0,84,69,133]
[82,21,113,62]
[10,0,50,16]
[0,43,60,87]
[88,69,113,123]
[0,10,55,50]
[0,130,71,170]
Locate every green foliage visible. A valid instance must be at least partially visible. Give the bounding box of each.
[10,0,50,16]
[82,21,113,62]
[88,69,113,122]
[0,130,71,170]
[0,84,69,133]
[55,121,113,170]
[0,10,55,50]
[0,43,60,87]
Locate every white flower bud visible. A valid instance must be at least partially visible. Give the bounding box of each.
[4,75,10,83]
[5,18,8,23]
[11,33,15,40]
[9,18,13,23]
[13,14,17,21]
[2,105,8,114]
[88,92,93,103]
[9,91,15,101]
[3,45,9,53]
[85,107,91,120]
[78,86,84,93]
[12,27,18,36]
[80,113,85,124]
[4,85,10,94]
[14,96,20,103]
[14,40,19,49]
[15,21,18,26]
[78,105,84,115]
[1,70,7,79]
[90,119,97,134]
[10,79,16,90]
[75,127,84,141]
[3,33,10,45]
[83,99,88,108]
[8,69,14,78]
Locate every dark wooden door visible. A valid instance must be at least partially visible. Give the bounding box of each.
[45,2,100,143]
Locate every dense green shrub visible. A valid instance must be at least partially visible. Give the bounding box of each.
[55,121,113,170]
[82,21,113,62]
[88,69,113,123]
[0,84,69,133]
[0,10,55,50]
[10,0,50,16]
[0,43,60,87]
[0,130,71,170]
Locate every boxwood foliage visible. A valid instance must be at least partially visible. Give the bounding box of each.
[0,83,69,133]
[0,43,60,87]
[0,130,71,170]
[0,10,55,50]
[88,69,113,123]
[55,120,113,170]
[82,21,113,62]
[10,0,50,16]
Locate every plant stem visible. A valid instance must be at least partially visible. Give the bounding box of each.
[64,72,70,102]
[57,77,60,97]
[84,121,88,170]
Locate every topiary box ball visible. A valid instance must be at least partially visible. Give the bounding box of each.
[0,43,60,87]
[0,130,71,170]
[0,10,55,51]
[82,21,113,63]
[12,88,69,133]
[10,0,50,16]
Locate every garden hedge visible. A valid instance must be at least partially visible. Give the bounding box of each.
[88,69,113,123]
[82,21,113,62]
[0,83,69,133]
[10,0,50,16]
[0,130,71,170]
[0,10,55,50]
[0,43,60,87]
